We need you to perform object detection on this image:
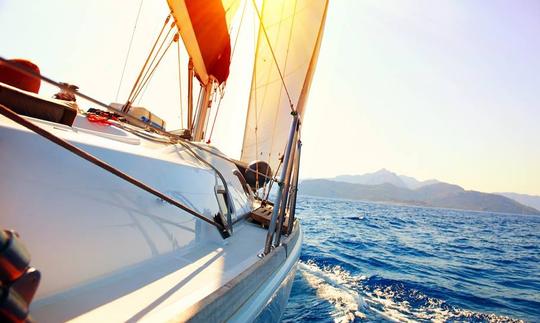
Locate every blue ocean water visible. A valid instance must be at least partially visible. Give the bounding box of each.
[282,196,540,322]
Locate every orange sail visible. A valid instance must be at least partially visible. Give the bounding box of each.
[167,0,240,85]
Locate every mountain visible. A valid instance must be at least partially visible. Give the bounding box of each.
[399,174,440,189]
[299,180,540,215]
[334,169,439,189]
[497,192,540,211]
[334,169,407,187]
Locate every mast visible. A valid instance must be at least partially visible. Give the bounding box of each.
[187,59,194,131]
[167,0,239,140]
[192,79,215,141]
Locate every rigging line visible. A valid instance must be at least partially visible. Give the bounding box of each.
[0,56,179,136]
[263,156,283,203]
[0,104,222,230]
[113,116,277,185]
[204,0,242,143]
[206,87,224,143]
[133,34,176,103]
[231,0,248,60]
[1,57,273,177]
[177,40,184,129]
[0,56,148,129]
[132,25,175,102]
[187,140,274,182]
[267,0,298,163]
[251,0,294,112]
[239,8,262,166]
[191,86,203,133]
[115,0,145,102]
[124,14,171,111]
[132,21,175,98]
[203,81,216,139]
[252,0,285,139]
[249,1,287,179]
[251,10,260,190]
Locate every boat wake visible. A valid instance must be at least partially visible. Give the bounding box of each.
[299,261,367,322]
[292,261,524,323]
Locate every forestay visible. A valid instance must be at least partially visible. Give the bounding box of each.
[241,0,328,171]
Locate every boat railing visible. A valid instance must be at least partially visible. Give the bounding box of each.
[0,103,232,239]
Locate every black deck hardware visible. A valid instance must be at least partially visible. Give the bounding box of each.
[213,214,231,239]
[0,230,41,323]
[249,206,289,234]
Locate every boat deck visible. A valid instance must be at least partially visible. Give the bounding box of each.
[31,221,267,322]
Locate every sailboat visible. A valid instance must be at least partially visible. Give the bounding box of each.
[0,0,328,322]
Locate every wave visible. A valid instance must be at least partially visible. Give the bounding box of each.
[295,261,525,323]
[298,261,367,322]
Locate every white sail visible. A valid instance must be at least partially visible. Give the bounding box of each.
[241,0,329,171]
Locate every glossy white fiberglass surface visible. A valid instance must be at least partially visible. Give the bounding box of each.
[0,114,253,300]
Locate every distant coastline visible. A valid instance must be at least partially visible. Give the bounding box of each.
[298,194,540,218]
[299,169,540,216]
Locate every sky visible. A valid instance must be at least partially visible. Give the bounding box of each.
[1,0,539,195]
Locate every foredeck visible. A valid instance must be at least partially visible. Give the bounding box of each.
[1,112,301,322]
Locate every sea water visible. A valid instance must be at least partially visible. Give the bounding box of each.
[282,196,540,322]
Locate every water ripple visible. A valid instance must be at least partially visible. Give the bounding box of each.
[283,196,540,322]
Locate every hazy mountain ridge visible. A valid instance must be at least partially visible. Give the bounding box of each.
[334,169,440,189]
[300,171,540,215]
[496,192,540,211]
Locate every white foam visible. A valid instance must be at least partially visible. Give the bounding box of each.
[297,261,524,323]
[299,261,367,322]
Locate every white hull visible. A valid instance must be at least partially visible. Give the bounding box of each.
[0,113,301,322]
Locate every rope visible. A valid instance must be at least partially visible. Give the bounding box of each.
[0,104,223,231]
[131,25,175,103]
[133,33,176,103]
[231,0,248,59]
[204,0,249,144]
[251,0,294,112]
[263,156,283,202]
[267,0,298,164]
[0,56,277,175]
[252,13,260,189]
[124,14,171,112]
[115,0,145,102]
[87,113,112,126]
[0,57,155,131]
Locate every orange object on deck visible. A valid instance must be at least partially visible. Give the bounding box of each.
[0,59,41,94]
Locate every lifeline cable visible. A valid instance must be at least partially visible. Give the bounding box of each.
[0,56,165,134]
[0,57,273,182]
[0,103,224,232]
